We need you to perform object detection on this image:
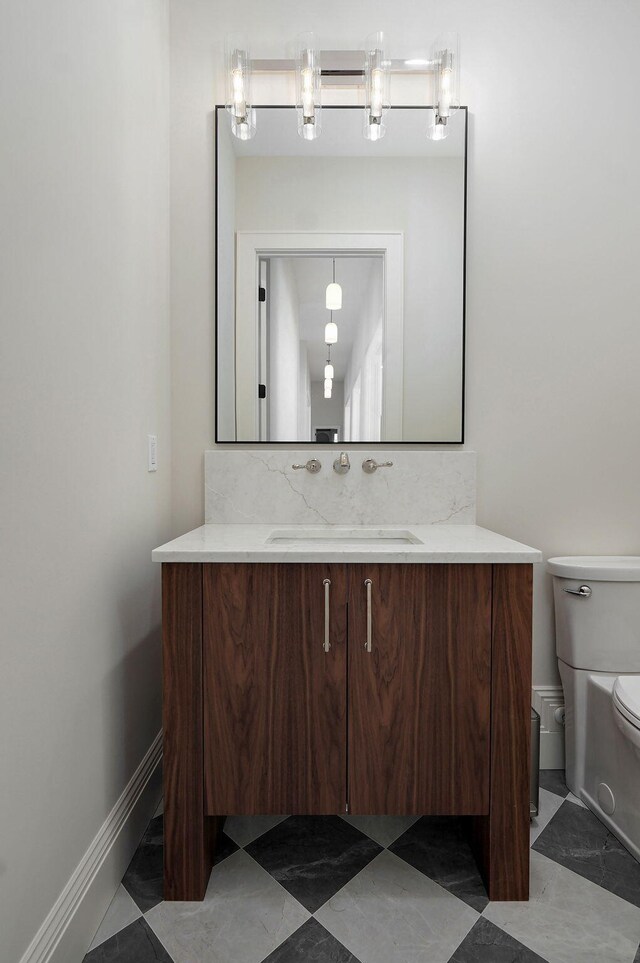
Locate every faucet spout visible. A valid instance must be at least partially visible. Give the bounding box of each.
[333,451,351,474]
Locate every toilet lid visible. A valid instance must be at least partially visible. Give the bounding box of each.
[613,676,640,724]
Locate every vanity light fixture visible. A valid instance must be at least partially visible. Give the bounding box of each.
[296,33,322,141]
[225,34,255,140]
[324,378,333,399]
[325,258,342,311]
[363,31,390,141]
[426,32,460,141]
[225,32,461,142]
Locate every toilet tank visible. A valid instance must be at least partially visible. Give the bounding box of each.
[548,557,640,672]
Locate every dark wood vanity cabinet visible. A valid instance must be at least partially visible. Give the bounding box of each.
[163,562,532,903]
[347,564,492,815]
[203,563,348,815]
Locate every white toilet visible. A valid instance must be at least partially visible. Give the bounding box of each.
[549,556,640,861]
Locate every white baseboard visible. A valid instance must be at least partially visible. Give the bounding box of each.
[19,731,163,963]
[532,685,565,770]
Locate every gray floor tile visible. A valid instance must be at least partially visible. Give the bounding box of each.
[83,917,173,962]
[538,770,568,798]
[316,849,478,963]
[340,814,418,848]
[122,815,164,913]
[532,800,640,908]
[145,849,309,963]
[261,917,363,962]
[447,917,550,963]
[245,815,382,913]
[529,788,564,845]
[88,885,142,951]
[484,850,640,963]
[389,816,488,911]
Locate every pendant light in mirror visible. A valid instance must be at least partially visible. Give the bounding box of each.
[324,343,334,381]
[323,344,333,400]
[325,258,342,310]
[325,312,338,344]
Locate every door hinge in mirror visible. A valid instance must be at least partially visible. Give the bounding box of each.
[258,384,267,399]
[258,286,266,302]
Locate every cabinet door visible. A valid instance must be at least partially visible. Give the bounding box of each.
[203,563,347,814]
[348,564,491,815]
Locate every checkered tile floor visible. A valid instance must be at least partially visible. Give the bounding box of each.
[83,773,640,963]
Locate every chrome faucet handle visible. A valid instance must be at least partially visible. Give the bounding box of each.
[362,458,394,474]
[291,458,322,474]
[333,451,350,474]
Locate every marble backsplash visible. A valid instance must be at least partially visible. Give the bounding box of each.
[204,450,476,526]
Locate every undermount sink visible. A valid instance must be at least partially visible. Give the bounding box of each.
[265,528,423,545]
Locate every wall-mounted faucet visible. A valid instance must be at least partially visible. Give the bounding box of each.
[362,458,394,473]
[292,458,322,473]
[333,451,350,474]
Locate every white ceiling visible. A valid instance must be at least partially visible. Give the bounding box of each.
[269,256,383,381]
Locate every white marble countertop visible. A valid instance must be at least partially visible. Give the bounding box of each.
[152,524,542,564]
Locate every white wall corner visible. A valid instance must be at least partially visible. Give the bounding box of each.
[532,685,565,770]
[19,732,163,963]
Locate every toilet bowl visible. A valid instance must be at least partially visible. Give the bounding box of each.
[612,676,640,753]
[548,556,640,862]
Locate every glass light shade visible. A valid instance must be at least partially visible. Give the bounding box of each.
[225,35,256,140]
[325,282,342,310]
[324,320,338,344]
[324,379,332,399]
[324,362,334,380]
[296,33,321,141]
[426,109,449,141]
[430,31,460,122]
[363,31,390,141]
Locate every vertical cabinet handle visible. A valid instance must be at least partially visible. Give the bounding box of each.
[322,578,331,652]
[364,578,373,652]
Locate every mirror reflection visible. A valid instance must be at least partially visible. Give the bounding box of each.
[216,106,467,443]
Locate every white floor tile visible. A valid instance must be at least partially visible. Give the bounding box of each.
[530,787,564,844]
[566,791,587,808]
[88,884,142,951]
[145,849,309,963]
[340,814,419,848]
[484,850,640,963]
[315,849,478,963]
[223,814,288,848]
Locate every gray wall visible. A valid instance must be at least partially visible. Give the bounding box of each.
[0,2,170,959]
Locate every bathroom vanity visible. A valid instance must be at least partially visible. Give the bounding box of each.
[158,92,542,909]
[153,520,541,904]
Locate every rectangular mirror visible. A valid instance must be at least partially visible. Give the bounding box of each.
[216,105,467,443]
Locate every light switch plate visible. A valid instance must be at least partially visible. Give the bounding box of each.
[148,434,158,472]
